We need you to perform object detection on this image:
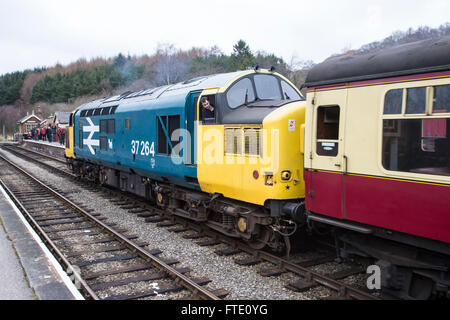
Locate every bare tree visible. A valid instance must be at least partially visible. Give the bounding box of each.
[154,43,188,85]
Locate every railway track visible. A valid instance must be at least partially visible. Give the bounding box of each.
[1,144,380,300]
[0,152,226,300]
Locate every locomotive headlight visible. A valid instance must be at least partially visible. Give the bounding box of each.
[281,170,291,181]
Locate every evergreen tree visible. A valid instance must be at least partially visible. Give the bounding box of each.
[230,40,255,71]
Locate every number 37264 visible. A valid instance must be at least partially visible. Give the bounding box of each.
[131,140,155,157]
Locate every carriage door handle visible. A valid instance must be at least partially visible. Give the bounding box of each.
[343,155,348,175]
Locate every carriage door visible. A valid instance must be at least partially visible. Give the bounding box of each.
[308,90,348,219]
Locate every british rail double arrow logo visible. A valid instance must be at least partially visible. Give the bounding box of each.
[83,117,99,155]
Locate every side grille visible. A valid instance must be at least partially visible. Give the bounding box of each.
[244,128,261,156]
[225,128,242,154]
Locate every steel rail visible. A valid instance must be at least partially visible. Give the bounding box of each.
[16,145,67,164]
[0,166,98,299]
[2,145,77,178]
[0,154,220,300]
[4,145,377,300]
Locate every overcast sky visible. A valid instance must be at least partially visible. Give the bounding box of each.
[0,0,449,75]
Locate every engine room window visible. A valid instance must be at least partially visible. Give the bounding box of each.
[100,136,107,151]
[226,78,255,109]
[281,80,301,100]
[406,87,426,114]
[110,106,118,114]
[107,119,115,134]
[169,115,180,156]
[157,115,180,156]
[101,107,111,115]
[316,106,340,157]
[384,89,403,114]
[100,120,107,133]
[433,85,450,113]
[382,118,450,176]
[157,117,167,154]
[125,118,130,130]
[254,74,282,100]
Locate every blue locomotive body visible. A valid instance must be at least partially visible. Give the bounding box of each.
[73,89,203,190]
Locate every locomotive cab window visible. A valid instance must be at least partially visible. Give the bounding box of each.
[316,106,340,157]
[226,78,255,108]
[254,74,282,100]
[199,95,216,124]
[281,80,302,100]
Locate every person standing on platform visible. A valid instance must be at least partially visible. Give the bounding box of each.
[46,125,51,142]
[51,125,57,144]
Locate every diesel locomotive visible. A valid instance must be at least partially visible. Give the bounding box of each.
[65,69,306,252]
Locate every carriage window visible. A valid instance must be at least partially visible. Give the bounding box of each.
[433,85,450,113]
[281,80,302,100]
[317,106,339,140]
[406,87,426,114]
[316,106,340,156]
[382,118,450,176]
[384,89,402,114]
[254,74,282,100]
[226,78,255,108]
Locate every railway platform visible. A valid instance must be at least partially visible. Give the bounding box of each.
[20,139,65,159]
[0,183,83,300]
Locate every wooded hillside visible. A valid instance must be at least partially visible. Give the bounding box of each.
[1,22,449,135]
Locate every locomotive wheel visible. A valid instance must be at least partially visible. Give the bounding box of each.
[247,227,271,250]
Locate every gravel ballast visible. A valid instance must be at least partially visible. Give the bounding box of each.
[1,148,369,300]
